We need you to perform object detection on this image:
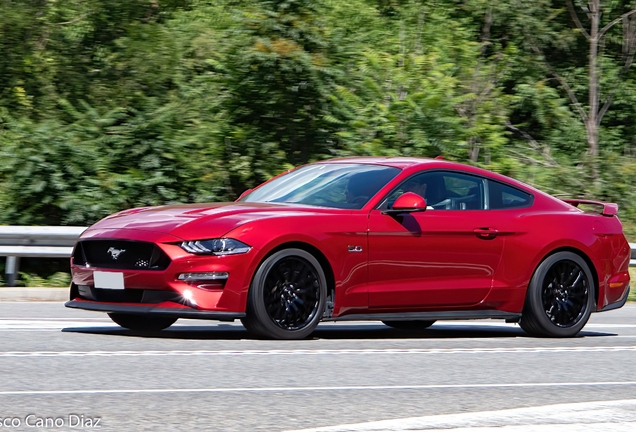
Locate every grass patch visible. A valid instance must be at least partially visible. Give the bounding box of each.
[629,267,636,302]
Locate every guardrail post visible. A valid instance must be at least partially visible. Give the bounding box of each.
[5,256,19,287]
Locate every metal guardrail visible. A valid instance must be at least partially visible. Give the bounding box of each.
[0,227,635,287]
[0,226,86,286]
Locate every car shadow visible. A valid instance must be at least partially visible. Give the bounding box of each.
[61,322,616,340]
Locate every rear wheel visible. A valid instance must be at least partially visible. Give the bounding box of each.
[382,320,436,331]
[241,249,327,339]
[108,313,177,331]
[520,251,594,338]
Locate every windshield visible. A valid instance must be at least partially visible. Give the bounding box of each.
[240,163,401,209]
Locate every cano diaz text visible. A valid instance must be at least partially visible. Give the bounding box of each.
[0,415,101,428]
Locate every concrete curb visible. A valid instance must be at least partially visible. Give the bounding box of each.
[0,287,68,302]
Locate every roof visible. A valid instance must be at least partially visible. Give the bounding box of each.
[318,156,448,169]
[317,156,552,199]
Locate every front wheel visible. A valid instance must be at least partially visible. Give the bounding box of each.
[520,252,595,338]
[108,313,177,331]
[241,249,327,339]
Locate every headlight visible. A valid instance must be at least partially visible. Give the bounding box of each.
[179,238,251,255]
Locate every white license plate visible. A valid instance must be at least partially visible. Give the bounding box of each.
[93,271,125,290]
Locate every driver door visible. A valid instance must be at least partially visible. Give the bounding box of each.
[367,171,504,309]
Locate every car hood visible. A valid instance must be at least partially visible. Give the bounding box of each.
[86,202,348,240]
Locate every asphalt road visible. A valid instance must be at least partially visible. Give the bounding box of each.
[1,302,635,431]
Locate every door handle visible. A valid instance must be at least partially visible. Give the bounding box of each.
[474,227,498,239]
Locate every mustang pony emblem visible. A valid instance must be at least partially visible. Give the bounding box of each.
[107,247,126,260]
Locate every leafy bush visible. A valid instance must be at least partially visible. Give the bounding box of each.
[18,272,71,288]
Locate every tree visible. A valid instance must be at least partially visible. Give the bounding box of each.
[329,1,512,165]
[526,1,636,180]
[220,0,337,183]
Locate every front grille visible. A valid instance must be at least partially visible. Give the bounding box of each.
[73,240,171,270]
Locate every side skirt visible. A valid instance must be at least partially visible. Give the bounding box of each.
[326,310,521,322]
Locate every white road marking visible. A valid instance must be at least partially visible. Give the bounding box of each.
[586,323,636,328]
[0,317,111,321]
[0,320,112,329]
[1,346,636,357]
[0,382,635,397]
[0,319,231,329]
[1,318,635,331]
[415,322,636,329]
[287,399,636,432]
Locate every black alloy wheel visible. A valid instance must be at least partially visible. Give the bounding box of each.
[520,251,594,338]
[541,261,590,328]
[241,249,327,339]
[263,257,322,330]
[108,313,177,331]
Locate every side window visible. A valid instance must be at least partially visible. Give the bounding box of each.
[381,173,432,209]
[435,173,485,210]
[380,171,486,210]
[488,180,533,209]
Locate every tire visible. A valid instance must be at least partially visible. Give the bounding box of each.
[241,249,327,340]
[520,251,595,338]
[108,313,177,331]
[382,320,436,331]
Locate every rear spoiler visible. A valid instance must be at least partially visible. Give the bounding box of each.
[561,199,618,217]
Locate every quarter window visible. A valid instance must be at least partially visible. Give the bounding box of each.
[487,180,533,209]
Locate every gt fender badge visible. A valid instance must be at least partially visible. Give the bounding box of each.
[348,245,363,252]
[107,247,126,260]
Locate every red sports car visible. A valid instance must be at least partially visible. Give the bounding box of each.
[66,157,631,339]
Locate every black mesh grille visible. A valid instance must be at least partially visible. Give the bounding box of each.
[76,285,180,303]
[73,240,170,270]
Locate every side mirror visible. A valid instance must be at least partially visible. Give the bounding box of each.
[383,192,427,214]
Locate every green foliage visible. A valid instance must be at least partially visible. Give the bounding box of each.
[0,101,227,225]
[1,0,636,241]
[18,272,71,288]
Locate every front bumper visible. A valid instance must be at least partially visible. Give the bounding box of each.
[69,228,261,312]
[65,300,245,320]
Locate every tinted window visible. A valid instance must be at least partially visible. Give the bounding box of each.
[380,171,485,210]
[241,164,400,209]
[488,180,533,209]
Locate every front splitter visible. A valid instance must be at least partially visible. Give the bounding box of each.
[65,300,245,321]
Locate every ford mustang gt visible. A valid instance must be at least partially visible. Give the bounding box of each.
[65,157,631,339]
